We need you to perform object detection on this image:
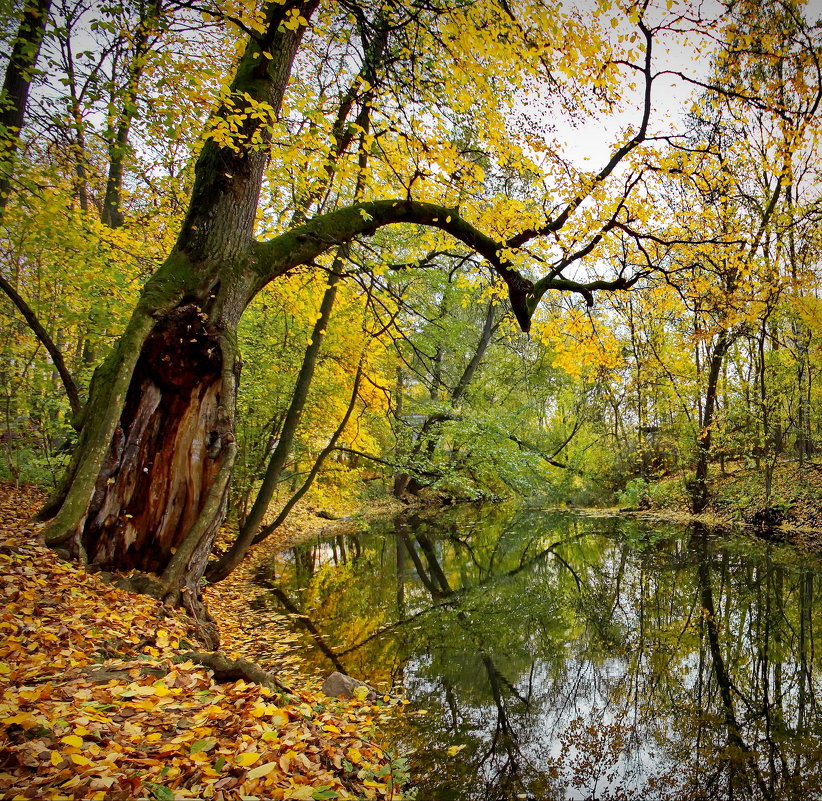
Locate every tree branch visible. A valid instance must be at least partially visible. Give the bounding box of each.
[0,273,83,424]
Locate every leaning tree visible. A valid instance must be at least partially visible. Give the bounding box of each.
[30,0,698,633]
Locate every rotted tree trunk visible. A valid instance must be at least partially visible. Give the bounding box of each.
[80,302,235,574]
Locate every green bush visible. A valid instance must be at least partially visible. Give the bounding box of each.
[618,478,650,509]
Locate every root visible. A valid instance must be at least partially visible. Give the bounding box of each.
[99,570,221,650]
[180,650,293,695]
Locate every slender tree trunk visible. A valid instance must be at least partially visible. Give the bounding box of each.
[392,367,408,496]
[0,273,82,422]
[0,0,84,427]
[250,358,365,546]
[786,185,814,462]
[64,36,90,213]
[0,0,51,211]
[206,264,342,582]
[398,300,498,496]
[757,319,775,505]
[101,0,161,228]
[691,330,731,513]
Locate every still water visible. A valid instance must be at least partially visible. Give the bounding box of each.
[255,506,822,800]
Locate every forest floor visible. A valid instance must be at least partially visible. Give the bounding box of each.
[0,484,413,801]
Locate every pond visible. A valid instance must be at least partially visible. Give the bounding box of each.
[252,505,822,800]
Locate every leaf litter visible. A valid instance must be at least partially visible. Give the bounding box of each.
[0,484,412,800]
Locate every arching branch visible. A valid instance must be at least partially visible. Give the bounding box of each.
[255,198,638,333]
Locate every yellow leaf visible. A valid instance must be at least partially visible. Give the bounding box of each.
[286,786,314,800]
[61,735,84,748]
[446,744,467,756]
[50,750,63,766]
[70,753,91,766]
[2,712,36,727]
[246,760,278,780]
[236,752,260,766]
[270,710,289,727]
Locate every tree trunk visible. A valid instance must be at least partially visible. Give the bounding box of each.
[41,2,319,599]
[81,303,232,573]
[397,300,498,496]
[0,0,51,211]
[101,0,161,228]
[205,265,342,582]
[691,330,731,513]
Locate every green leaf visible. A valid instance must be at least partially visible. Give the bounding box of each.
[190,737,217,754]
[312,788,340,800]
[144,783,175,801]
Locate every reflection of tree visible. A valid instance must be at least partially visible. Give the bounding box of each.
[264,583,346,674]
[695,532,771,798]
[261,508,822,800]
[686,531,822,800]
[402,526,535,800]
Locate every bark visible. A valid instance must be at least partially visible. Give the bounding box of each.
[63,34,90,213]
[182,650,293,694]
[0,0,51,211]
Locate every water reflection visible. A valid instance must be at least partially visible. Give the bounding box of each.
[253,507,822,800]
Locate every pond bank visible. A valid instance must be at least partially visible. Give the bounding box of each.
[591,460,822,553]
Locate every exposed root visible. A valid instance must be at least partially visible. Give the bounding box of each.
[181,650,294,695]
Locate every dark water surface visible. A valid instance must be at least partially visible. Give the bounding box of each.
[255,506,822,800]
